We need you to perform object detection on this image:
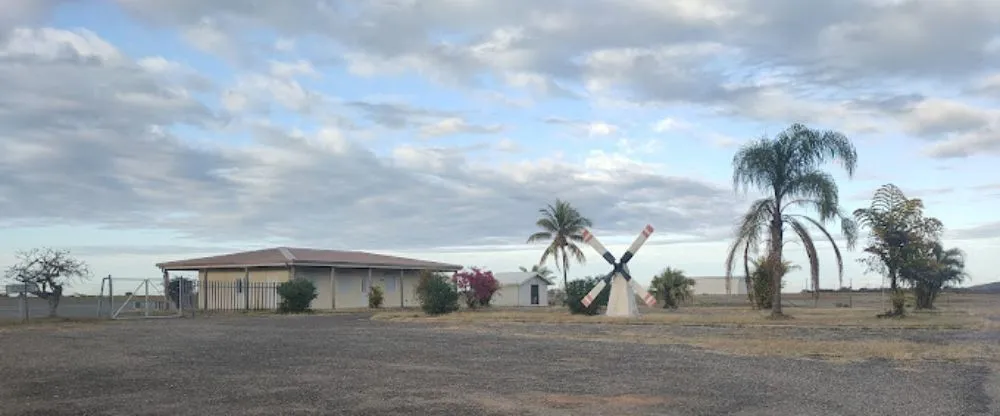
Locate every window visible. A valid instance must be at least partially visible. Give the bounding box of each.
[384,276,396,293]
[361,277,369,293]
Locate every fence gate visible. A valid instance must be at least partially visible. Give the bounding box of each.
[97,276,195,320]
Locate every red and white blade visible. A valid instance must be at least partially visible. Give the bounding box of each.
[629,279,657,307]
[581,280,607,307]
[625,224,655,257]
[581,229,614,262]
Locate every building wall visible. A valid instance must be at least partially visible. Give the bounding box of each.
[295,266,334,310]
[400,270,425,308]
[368,269,421,308]
[333,268,369,309]
[491,277,549,307]
[691,277,746,296]
[199,267,291,310]
[492,285,520,306]
[198,266,452,310]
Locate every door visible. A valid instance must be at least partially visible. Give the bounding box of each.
[530,284,540,305]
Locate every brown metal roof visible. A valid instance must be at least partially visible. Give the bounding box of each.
[156,247,463,271]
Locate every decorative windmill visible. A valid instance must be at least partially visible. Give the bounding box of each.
[580,225,658,317]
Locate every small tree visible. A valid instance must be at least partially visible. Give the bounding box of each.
[167,277,196,308]
[276,279,318,313]
[4,248,90,317]
[908,241,966,310]
[369,285,384,308]
[649,267,695,309]
[452,267,500,309]
[418,272,459,315]
[564,275,610,315]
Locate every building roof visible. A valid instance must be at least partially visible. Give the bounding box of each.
[492,271,554,286]
[156,247,463,271]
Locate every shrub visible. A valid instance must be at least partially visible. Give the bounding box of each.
[547,288,566,306]
[415,270,444,303]
[451,267,500,309]
[749,256,792,309]
[276,279,318,313]
[650,267,695,309]
[419,274,460,315]
[564,275,609,315]
[368,285,384,308]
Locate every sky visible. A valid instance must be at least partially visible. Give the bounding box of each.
[1,0,999,296]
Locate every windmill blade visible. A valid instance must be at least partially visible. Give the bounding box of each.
[581,279,609,307]
[629,279,657,307]
[618,224,655,264]
[581,229,617,265]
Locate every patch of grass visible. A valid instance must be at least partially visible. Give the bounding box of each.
[432,324,1000,363]
[372,306,989,330]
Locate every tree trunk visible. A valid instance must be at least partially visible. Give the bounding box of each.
[888,268,904,316]
[769,217,784,317]
[47,286,63,318]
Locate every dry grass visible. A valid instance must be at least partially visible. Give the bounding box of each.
[374,293,1000,330]
[430,324,1000,363]
[373,293,1000,363]
[373,306,989,330]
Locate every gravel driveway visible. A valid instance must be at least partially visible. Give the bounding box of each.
[0,314,996,415]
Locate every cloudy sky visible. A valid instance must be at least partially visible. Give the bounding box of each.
[2,0,999,295]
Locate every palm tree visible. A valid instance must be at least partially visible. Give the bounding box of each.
[519,264,554,280]
[853,184,943,291]
[649,267,696,309]
[724,123,859,317]
[526,199,593,289]
[910,241,966,310]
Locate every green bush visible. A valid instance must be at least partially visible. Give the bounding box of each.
[369,285,384,308]
[417,272,459,315]
[564,276,609,315]
[276,279,318,313]
[749,256,791,309]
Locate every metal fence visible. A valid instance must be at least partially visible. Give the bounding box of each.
[202,281,281,311]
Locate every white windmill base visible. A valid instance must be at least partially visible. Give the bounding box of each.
[605,274,639,317]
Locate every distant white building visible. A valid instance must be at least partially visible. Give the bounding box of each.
[490,272,553,307]
[689,276,747,296]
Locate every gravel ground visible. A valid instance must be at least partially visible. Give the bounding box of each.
[0,314,996,416]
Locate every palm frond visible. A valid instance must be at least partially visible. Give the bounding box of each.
[526,231,552,243]
[790,214,847,289]
[786,217,820,298]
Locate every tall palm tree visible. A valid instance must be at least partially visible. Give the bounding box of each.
[526,199,593,289]
[724,123,859,317]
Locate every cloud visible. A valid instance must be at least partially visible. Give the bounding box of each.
[0,26,746,252]
[947,222,1000,241]
[4,2,1000,260]
[419,117,504,138]
[104,0,1000,159]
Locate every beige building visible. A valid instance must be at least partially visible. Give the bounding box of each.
[690,276,748,296]
[490,272,553,307]
[156,247,462,310]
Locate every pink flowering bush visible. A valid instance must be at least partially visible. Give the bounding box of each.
[451,267,500,308]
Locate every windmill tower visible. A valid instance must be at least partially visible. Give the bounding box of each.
[579,225,657,317]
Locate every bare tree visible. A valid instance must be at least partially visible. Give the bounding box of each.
[4,248,90,317]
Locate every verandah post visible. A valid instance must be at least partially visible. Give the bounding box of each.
[243,268,250,311]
